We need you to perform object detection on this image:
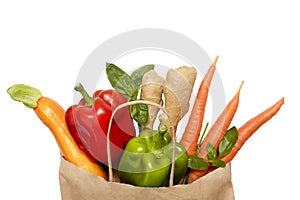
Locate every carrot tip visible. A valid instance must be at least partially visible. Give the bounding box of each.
[212,56,219,67]
[279,97,285,105]
[236,81,244,95]
[239,80,244,90]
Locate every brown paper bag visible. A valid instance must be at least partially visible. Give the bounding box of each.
[59,158,235,200]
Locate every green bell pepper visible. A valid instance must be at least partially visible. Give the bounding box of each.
[118,125,188,187]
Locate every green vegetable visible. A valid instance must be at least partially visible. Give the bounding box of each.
[218,126,238,158]
[7,84,42,108]
[129,103,149,128]
[106,63,136,100]
[188,155,209,170]
[130,64,155,90]
[206,143,217,161]
[106,63,154,126]
[118,125,188,187]
[211,159,226,168]
[188,126,238,170]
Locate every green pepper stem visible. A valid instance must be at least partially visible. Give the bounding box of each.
[106,100,176,185]
[151,124,168,152]
[74,83,95,107]
[158,124,168,134]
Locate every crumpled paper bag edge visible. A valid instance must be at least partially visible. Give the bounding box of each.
[59,157,235,200]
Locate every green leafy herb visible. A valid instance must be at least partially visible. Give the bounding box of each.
[206,143,217,161]
[106,62,154,126]
[218,126,238,158]
[206,142,226,168]
[106,63,135,100]
[188,126,237,172]
[130,103,148,127]
[130,64,154,89]
[188,155,209,170]
[211,160,226,168]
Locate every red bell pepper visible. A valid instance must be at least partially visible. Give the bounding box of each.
[66,105,97,162]
[65,83,135,165]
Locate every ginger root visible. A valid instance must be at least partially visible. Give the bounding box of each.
[141,70,164,129]
[160,66,197,134]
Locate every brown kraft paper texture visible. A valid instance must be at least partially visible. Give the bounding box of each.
[59,158,235,200]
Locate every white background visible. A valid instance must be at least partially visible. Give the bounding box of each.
[0,1,299,199]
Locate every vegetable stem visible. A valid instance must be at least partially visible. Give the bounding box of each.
[195,122,209,155]
[7,84,42,108]
[74,83,95,107]
[151,124,168,152]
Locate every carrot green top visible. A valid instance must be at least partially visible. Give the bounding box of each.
[7,84,42,108]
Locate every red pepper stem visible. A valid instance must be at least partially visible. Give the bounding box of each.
[74,83,95,107]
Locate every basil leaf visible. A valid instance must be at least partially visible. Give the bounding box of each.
[188,155,209,170]
[211,160,226,168]
[129,103,148,127]
[206,143,217,161]
[106,62,150,127]
[218,126,238,158]
[106,63,136,100]
[130,64,154,89]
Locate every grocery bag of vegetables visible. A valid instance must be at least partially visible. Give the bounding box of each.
[7,56,284,200]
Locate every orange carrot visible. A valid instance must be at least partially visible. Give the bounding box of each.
[221,97,284,163]
[197,97,285,179]
[180,56,218,155]
[198,81,243,159]
[187,81,243,183]
[7,84,107,179]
